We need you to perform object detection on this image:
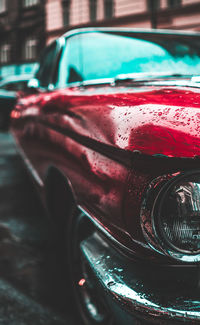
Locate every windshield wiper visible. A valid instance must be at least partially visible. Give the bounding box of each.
[68,73,200,88]
[114,72,197,84]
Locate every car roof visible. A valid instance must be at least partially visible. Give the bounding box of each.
[61,27,200,41]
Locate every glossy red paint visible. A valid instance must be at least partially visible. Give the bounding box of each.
[17,85,200,157]
[11,84,200,260]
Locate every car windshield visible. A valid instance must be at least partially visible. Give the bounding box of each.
[58,31,200,86]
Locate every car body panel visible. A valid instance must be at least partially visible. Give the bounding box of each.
[13,84,200,156]
[11,82,200,260]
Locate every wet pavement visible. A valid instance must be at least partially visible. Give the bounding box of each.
[0,132,80,325]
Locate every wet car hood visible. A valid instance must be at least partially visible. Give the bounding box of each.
[30,82,200,160]
[108,84,200,159]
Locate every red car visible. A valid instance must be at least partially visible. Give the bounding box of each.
[11,28,200,324]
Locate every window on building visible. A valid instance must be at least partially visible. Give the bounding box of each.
[23,0,38,8]
[167,0,181,8]
[0,0,6,13]
[89,0,97,21]
[62,0,70,26]
[24,38,37,60]
[147,0,160,11]
[0,44,11,64]
[104,0,113,19]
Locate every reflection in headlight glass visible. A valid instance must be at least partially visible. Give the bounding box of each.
[159,178,200,253]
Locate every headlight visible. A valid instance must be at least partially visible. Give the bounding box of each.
[141,171,200,262]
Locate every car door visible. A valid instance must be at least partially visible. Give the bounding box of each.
[12,31,130,233]
[36,33,129,229]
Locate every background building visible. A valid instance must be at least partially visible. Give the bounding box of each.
[46,0,200,44]
[1,0,200,78]
[0,0,46,79]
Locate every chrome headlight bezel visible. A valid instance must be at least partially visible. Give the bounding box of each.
[141,170,200,263]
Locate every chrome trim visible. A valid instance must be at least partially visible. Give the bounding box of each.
[141,174,173,257]
[141,171,200,263]
[81,232,200,324]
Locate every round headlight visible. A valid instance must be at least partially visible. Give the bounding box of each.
[141,171,200,262]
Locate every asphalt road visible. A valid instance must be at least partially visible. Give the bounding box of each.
[0,132,80,325]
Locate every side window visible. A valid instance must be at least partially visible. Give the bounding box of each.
[36,42,59,88]
[58,35,83,88]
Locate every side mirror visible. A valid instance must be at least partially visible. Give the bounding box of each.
[27,78,40,93]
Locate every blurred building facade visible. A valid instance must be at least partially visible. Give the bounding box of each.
[0,0,45,78]
[46,0,200,44]
[1,0,200,78]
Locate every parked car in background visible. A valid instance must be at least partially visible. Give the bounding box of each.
[0,74,32,130]
[11,28,200,324]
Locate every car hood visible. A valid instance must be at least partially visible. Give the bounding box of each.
[40,83,200,159]
[109,85,200,159]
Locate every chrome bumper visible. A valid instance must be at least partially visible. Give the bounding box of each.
[81,232,200,324]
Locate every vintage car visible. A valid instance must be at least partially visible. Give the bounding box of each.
[11,28,200,324]
[0,74,33,130]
